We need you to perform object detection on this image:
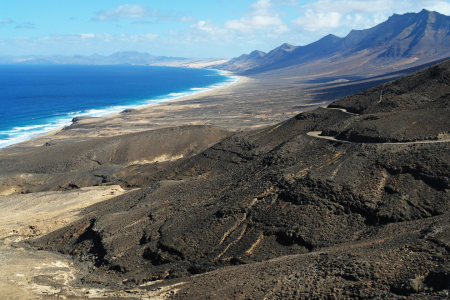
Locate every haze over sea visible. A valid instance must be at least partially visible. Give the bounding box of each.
[0,64,237,148]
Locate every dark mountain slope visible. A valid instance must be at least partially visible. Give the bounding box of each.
[0,126,231,194]
[24,59,450,298]
[216,10,450,77]
[341,9,450,58]
[258,42,298,64]
[213,50,267,72]
[325,57,450,142]
[219,34,341,73]
[245,34,342,74]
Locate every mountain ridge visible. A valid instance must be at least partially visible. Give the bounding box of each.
[215,9,450,76]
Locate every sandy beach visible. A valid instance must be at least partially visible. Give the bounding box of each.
[1,62,413,152]
[0,74,288,149]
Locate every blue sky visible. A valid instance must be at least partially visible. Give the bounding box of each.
[1,0,450,58]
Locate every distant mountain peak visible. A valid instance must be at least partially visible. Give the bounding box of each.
[278,43,297,52]
[321,33,342,41]
[2,51,193,66]
[280,42,294,48]
[249,50,266,56]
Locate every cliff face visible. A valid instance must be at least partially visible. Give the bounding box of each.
[216,10,450,76]
[12,59,449,298]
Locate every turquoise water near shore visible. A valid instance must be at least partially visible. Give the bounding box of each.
[0,65,238,148]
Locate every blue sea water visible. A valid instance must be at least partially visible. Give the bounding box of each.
[0,64,238,148]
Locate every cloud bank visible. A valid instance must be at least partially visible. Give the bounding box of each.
[2,0,450,58]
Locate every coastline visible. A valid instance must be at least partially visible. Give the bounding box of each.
[2,66,337,151]
[0,68,242,150]
[2,63,354,151]
[107,70,246,118]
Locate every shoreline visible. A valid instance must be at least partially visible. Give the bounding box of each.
[0,68,243,150]
[105,71,246,119]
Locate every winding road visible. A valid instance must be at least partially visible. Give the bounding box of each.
[307,107,450,145]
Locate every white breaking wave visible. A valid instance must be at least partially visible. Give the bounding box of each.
[0,69,239,149]
[0,119,72,148]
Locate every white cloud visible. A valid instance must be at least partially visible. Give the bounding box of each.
[225,15,284,31]
[298,0,398,15]
[225,0,287,33]
[293,10,342,31]
[272,0,299,5]
[251,0,272,12]
[4,0,450,58]
[92,4,196,24]
[192,21,209,31]
[291,0,450,32]
[81,33,95,40]
[141,33,158,40]
[291,0,398,31]
[92,4,157,22]
[189,20,232,41]
[425,1,450,15]
[294,0,450,23]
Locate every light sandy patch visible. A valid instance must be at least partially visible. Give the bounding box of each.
[127,154,184,166]
[0,185,185,299]
[154,59,230,68]
[128,75,249,113]
[0,185,127,239]
[0,237,184,299]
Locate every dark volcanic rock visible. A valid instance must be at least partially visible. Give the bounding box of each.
[9,59,450,298]
[325,59,450,143]
[0,125,231,193]
[120,108,137,114]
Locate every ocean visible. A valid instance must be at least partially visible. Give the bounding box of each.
[0,64,238,148]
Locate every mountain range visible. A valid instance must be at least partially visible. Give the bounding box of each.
[3,10,449,77]
[215,9,450,77]
[0,51,219,67]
